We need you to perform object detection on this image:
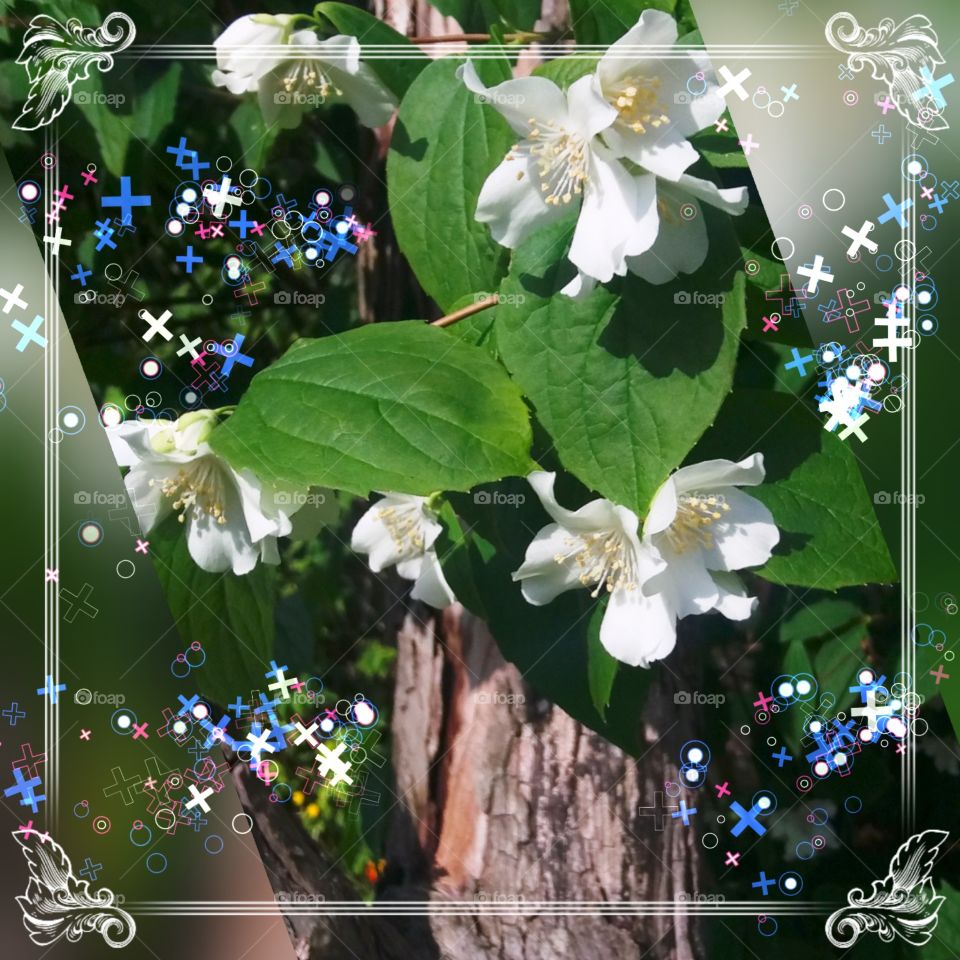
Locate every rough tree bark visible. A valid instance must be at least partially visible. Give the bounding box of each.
[382,605,709,960]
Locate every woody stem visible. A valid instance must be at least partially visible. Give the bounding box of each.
[430,294,499,328]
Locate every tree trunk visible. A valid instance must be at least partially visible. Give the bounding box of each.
[382,605,708,960]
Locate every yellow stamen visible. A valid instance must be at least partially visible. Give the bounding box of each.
[665,494,730,553]
[507,117,589,206]
[607,74,670,135]
[152,459,229,525]
[555,530,638,598]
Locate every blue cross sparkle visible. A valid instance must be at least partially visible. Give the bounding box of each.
[12,315,47,352]
[929,194,949,214]
[166,136,210,179]
[36,674,65,703]
[271,242,297,268]
[914,66,955,109]
[4,767,45,812]
[729,800,767,837]
[79,857,103,882]
[101,176,151,226]
[70,264,92,287]
[2,702,26,725]
[229,209,254,238]
[264,660,289,680]
[177,693,201,717]
[228,696,248,719]
[784,347,814,376]
[771,746,793,767]
[93,218,117,251]
[213,333,254,377]
[752,871,776,895]
[671,799,698,826]
[878,192,914,227]
[176,246,204,274]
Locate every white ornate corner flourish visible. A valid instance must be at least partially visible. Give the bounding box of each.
[13,828,135,949]
[825,12,949,131]
[825,829,949,948]
[12,11,136,131]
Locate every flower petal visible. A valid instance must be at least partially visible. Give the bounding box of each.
[644,547,719,618]
[604,120,700,181]
[598,9,679,84]
[644,475,679,536]
[124,464,172,533]
[711,571,757,620]
[107,419,174,467]
[672,453,766,494]
[565,74,619,140]
[410,551,456,609]
[512,522,588,605]
[527,471,624,533]
[701,488,779,572]
[569,152,658,283]
[351,501,405,572]
[676,172,749,216]
[475,153,569,249]
[600,587,677,667]
[626,190,708,284]
[459,62,569,136]
[327,60,397,127]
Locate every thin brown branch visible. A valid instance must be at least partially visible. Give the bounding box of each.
[430,294,498,328]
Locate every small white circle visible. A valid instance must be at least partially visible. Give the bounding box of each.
[758,795,772,809]
[117,715,132,729]
[908,160,923,175]
[63,412,79,429]
[822,350,836,362]
[779,682,794,698]
[895,285,910,301]
[859,668,874,683]
[173,720,187,735]
[796,680,811,695]
[784,877,798,890]
[918,290,932,305]
[182,188,198,203]
[835,752,848,765]
[810,720,822,733]
[688,747,704,763]
[685,768,700,781]
[193,703,209,720]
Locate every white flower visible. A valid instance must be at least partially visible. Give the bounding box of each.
[351,494,456,609]
[511,472,666,658]
[595,9,725,180]
[212,15,396,129]
[626,173,749,283]
[562,173,749,297]
[626,454,780,666]
[513,459,780,669]
[459,61,660,289]
[107,411,297,576]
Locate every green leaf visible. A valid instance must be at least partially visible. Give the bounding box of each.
[780,598,863,646]
[923,881,960,960]
[587,600,619,720]
[150,517,276,708]
[567,0,676,45]
[211,321,534,496]
[387,56,513,311]
[532,55,601,88]
[438,484,653,754]
[813,623,867,704]
[690,390,897,588]
[131,64,181,144]
[496,208,746,514]
[74,73,131,177]
[315,2,428,100]
[781,637,816,752]
[228,101,280,171]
